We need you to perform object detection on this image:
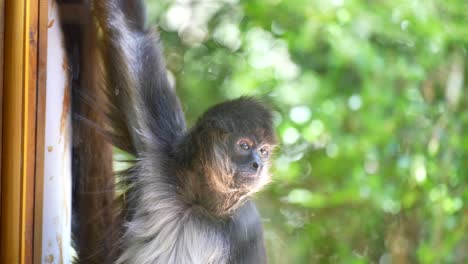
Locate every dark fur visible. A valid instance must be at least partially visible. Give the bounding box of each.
[93,0,276,263]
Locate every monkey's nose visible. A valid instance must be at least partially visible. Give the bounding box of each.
[252,162,259,170]
[251,153,263,172]
[251,161,263,171]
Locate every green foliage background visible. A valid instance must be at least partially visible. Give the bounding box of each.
[147,0,467,263]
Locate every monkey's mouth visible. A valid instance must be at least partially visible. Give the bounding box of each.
[235,170,263,185]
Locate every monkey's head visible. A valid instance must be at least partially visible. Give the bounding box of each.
[180,97,277,216]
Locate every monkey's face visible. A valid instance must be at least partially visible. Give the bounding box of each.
[229,134,273,189]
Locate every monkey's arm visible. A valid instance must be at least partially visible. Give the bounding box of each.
[229,201,268,264]
[94,0,186,154]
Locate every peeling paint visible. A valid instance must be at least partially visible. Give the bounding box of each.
[56,234,64,264]
[61,55,68,71]
[45,254,54,263]
[59,79,70,145]
[48,19,55,28]
[42,3,72,262]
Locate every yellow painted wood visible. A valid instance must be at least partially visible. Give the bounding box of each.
[22,0,31,262]
[1,0,39,263]
[0,0,4,199]
[0,0,26,262]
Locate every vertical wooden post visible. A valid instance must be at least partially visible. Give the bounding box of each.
[0,0,47,263]
[0,0,4,210]
[1,0,27,262]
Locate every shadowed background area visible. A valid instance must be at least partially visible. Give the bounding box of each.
[142,0,467,263]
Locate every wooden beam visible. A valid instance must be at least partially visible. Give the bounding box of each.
[0,0,4,213]
[23,0,40,262]
[1,0,27,262]
[1,0,42,263]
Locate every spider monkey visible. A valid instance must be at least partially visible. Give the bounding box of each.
[92,0,276,263]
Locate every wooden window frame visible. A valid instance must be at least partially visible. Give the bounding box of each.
[0,0,48,263]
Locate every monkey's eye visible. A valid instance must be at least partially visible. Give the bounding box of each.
[259,146,269,156]
[238,141,250,150]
